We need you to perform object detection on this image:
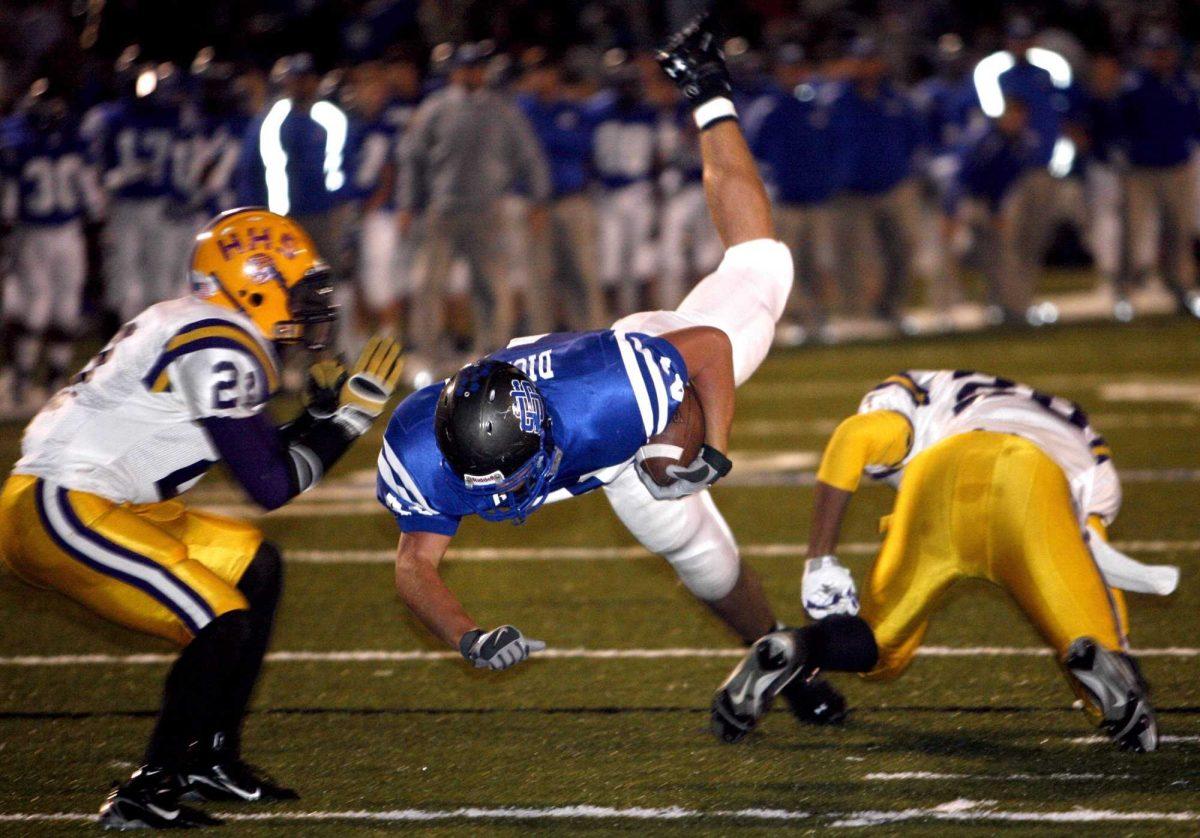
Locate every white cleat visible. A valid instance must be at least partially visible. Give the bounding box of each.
[711,630,809,743]
[1065,637,1157,752]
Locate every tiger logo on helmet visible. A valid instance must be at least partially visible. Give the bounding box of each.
[190,207,338,350]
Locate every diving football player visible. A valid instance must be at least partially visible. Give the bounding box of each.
[713,370,1177,751]
[376,18,877,706]
[0,208,403,827]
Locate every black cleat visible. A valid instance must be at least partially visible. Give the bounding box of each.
[98,765,222,830]
[183,756,298,803]
[1065,637,1158,752]
[655,15,733,106]
[711,629,809,743]
[781,675,849,726]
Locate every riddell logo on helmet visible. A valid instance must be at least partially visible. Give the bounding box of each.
[463,470,505,488]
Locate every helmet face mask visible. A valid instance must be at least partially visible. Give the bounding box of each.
[435,361,562,523]
[275,267,338,350]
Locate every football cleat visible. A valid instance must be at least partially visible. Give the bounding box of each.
[711,629,809,743]
[98,765,222,830]
[1065,637,1158,752]
[183,754,298,803]
[781,675,849,726]
[655,15,733,107]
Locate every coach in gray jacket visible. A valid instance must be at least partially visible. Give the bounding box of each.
[398,42,552,358]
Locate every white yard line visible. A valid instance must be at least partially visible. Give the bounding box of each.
[864,772,1131,782]
[1,645,1196,668]
[282,539,1199,563]
[1,801,1196,827]
[1066,735,1200,745]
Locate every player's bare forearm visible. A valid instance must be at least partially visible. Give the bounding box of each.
[394,532,478,648]
[700,120,774,248]
[807,481,853,558]
[663,326,735,453]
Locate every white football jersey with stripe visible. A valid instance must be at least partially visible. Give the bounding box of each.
[857,370,1121,525]
[16,297,280,504]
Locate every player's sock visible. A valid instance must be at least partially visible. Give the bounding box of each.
[213,542,284,754]
[799,615,879,673]
[145,610,255,771]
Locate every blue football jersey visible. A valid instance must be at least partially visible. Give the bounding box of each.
[0,115,98,225]
[85,100,184,200]
[346,117,398,206]
[377,330,689,535]
[588,91,660,189]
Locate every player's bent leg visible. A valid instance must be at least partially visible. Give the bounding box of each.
[987,440,1153,750]
[674,239,793,385]
[859,440,970,679]
[604,465,749,613]
[611,239,793,386]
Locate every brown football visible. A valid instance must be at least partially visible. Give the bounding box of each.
[637,386,705,487]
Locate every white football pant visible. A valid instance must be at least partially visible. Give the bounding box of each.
[604,238,794,600]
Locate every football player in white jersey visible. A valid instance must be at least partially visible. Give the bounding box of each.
[713,370,1178,752]
[0,208,403,828]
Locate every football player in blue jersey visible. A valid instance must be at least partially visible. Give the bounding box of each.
[0,79,105,407]
[377,17,878,717]
[588,54,663,316]
[84,52,195,321]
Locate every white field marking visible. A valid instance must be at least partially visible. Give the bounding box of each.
[1099,382,1200,406]
[1067,735,1200,745]
[2,802,1198,827]
[1,646,1196,668]
[864,772,1132,782]
[284,538,1200,564]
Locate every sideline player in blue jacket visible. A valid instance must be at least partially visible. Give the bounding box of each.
[377,17,878,722]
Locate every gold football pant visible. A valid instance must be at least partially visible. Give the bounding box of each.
[862,432,1127,680]
[0,474,261,646]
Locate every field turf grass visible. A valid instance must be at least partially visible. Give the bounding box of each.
[0,316,1198,835]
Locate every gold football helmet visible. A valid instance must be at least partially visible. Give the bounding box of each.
[190,207,337,349]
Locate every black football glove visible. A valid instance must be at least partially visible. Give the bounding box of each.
[460,625,546,671]
[301,358,348,418]
[656,15,733,111]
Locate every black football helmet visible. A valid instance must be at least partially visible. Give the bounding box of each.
[434,360,561,523]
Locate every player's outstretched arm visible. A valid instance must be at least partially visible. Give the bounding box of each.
[395,531,546,670]
[656,15,774,248]
[802,411,911,618]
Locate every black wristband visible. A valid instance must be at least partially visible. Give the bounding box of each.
[459,629,484,659]
[290,412,357,473]
[278,409,318,445]
[700,444,733,478]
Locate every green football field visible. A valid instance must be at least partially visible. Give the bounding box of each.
[1,317,1198,835]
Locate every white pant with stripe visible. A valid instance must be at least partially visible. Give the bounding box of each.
[603,238,793,600]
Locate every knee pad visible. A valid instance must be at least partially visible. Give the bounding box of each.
[237,541,283,617]
[660,498,741,602]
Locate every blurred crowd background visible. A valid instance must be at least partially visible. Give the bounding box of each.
[3,0,1200,406]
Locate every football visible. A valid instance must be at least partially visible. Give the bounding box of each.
[636,385,705,486]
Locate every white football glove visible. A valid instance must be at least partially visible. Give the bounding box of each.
[802,556,860,620]
[459,625,546,671]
